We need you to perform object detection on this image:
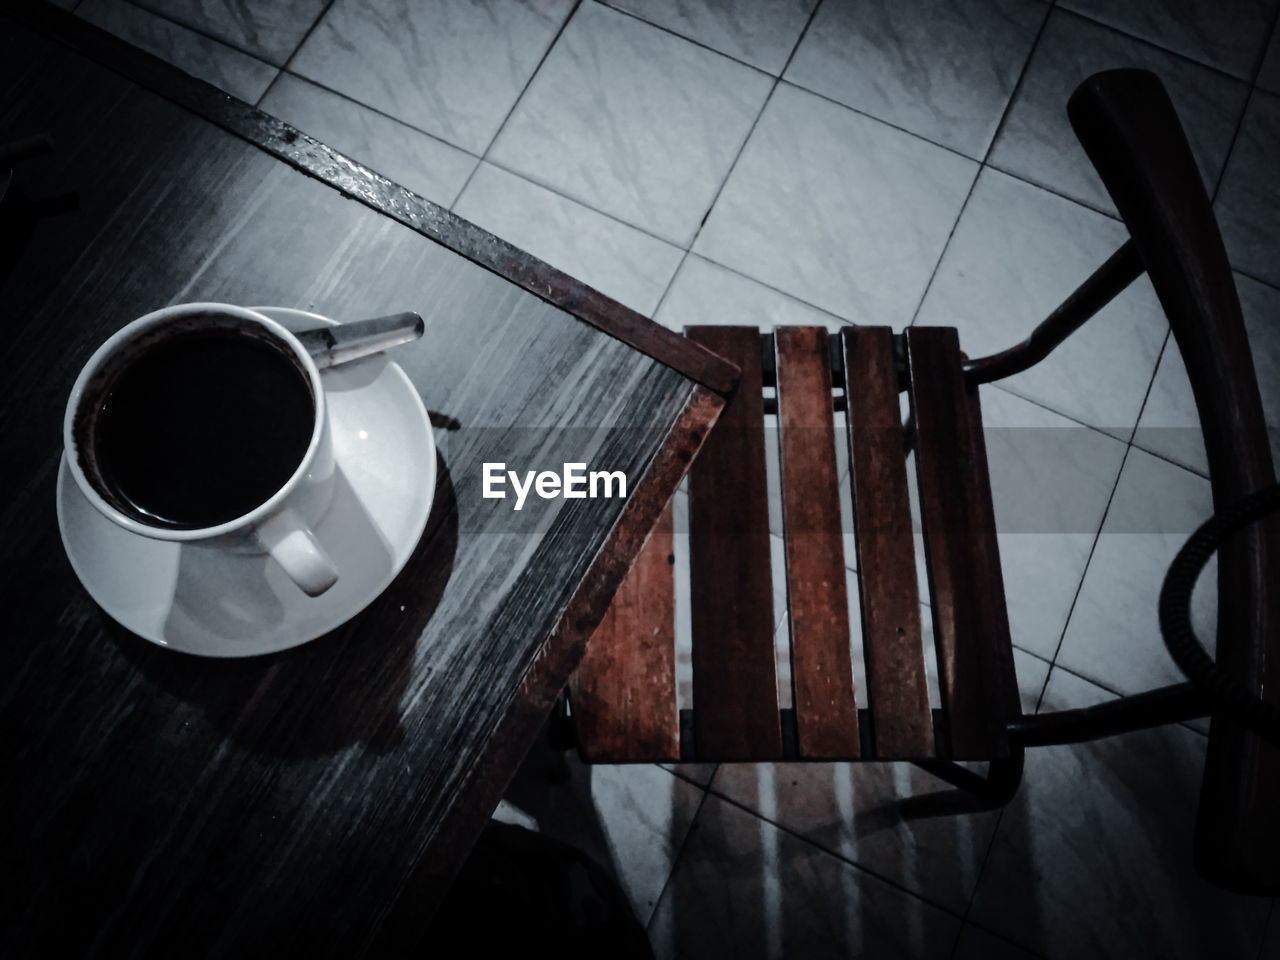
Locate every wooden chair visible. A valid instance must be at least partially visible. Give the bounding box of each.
[565,69,1280,895]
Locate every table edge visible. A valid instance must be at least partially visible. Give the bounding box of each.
[5,0,741,399]
[365,383,725,953]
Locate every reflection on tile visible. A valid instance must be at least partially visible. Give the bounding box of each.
[969,668,1270,960]
[656,256,849,331]
[490,2,773,246]
[606,0,818,74]
[130,0,327,65]
[785,0,1045,158]
[951,923,1043,960]
[1259,26,1280,93]
[1056,447,1219,696]
[696,83,977,327]
[648,791,963,959]
[498,738,704,925]
[1060,0,1280,79]
[989,9,1249,214]
[259,74,476,206]
[77,0,277,102]
[979,386,1127,661]
[291,0,574,154]
[454,164,684,316]
[917,168,1166,435]
[1215,91,1280,288]
[1135,273,1280,475]
[709,651,1049,914]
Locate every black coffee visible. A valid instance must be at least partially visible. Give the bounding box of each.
[92,326,314,529]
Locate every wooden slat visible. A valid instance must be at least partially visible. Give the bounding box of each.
[964,388,1021,733]
[842,326,934,759]
[572,504,679,762]
[686,326,783,760]
[907,327,1010,760]
[775,327,860,758]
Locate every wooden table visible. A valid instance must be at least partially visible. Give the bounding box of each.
[0,5,735,956]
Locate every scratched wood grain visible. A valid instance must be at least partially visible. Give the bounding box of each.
[0,23,717,959]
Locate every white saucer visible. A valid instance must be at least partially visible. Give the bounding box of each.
[57,307,436,657]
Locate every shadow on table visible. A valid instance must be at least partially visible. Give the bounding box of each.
[111,451,458,759]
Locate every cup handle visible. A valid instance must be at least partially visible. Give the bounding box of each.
[255,508,339,597]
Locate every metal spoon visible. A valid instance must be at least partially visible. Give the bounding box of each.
[294,312,424,370]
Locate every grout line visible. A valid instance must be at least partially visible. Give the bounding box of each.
[1208,86,1255,203]
[906,1,1055,329]
[597,0,778,79]
[255,0,337,106]
[782,78,984,165]
[700,784,974,922]
[452,0,583,206]
[643,767,717,931]
[270,70,483,160]
[638,0,826,320]
[1204,0,1279,204]
[953,803,1009,941]
[476,2,583,162]
[111,0,278,74]
[986,382,1136,444]
[1033,444,1132,712]
[982,159,1123,222]
[1054,4,1261,86]
[1233,265,1280,293]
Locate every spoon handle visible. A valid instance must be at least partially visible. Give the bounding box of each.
[295,312,424,370]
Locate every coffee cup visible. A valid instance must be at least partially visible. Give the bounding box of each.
[63,302,340,597]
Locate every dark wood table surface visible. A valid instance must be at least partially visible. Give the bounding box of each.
[0,5,735,956]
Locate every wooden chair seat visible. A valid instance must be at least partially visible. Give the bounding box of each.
[570,324,1017,764]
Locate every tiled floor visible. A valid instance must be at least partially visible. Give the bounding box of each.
[68,0,1280,956]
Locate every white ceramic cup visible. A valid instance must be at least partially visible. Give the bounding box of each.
[63,302,340,597]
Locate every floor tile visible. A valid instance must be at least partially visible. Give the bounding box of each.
[259,73,476,207]
[785,0,1046,159]
[130,0,327,65]
[647,790,963,959]
[708,650,1049,915]
[490,2,773,247]
[1134,272,1280,476]
[655,256,850,331]
[1060,0,1280,79]
[496,736,705,926]
[290,0,575,154]
[1055,446,1218,697]
[952,923,1044,960]
[1215,90,1280,288]
[968,668,1271,960]
[989,8,1250,215]
[604,0,818,75]
[1259,25,1280,93]
[77,0,277,102]
[978,386,1128,661]
[454,163,684,316]
[916,168,1166,436]
[696,82,977,328]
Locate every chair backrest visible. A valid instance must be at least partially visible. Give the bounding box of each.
[1069,69,1280,894]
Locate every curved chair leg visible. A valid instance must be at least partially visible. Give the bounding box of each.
[898,749,1026,820]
